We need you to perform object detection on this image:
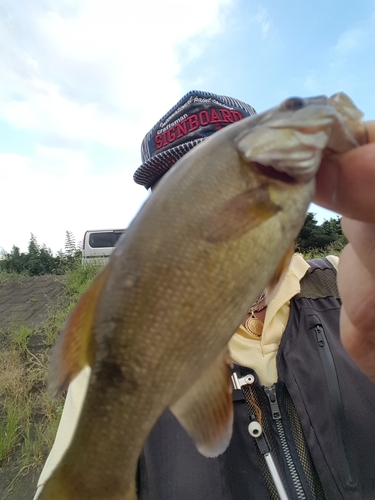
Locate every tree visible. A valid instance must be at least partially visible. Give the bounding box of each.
[0,246,28,274]
[0,233,81,276]
[296,213,326,252]
[319,217,347,246]
[296,213,346,253]
[65,231,76,257]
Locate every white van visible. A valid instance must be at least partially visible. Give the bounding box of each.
[82,229,125,265]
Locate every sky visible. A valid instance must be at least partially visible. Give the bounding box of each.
[1,0,375,254]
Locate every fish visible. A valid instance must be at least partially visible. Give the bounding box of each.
[39,93,366,500]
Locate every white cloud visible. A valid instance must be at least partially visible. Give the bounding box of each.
[0,150,149,253]
[2,101,39,129]
[34,145,92,175]
[0,0,233,253]
[299,12,375,99]
[253,7,273,39]
[303,74,320,94]
[327,15,375,77]
[333,28,366,56]
[0,0,233,147]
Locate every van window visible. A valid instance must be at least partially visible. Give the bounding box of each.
[88,232,122,248]
[82,229,125,265]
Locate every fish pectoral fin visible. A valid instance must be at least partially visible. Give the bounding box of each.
[48,261,113,398]
[201,186,280,243]
[170,347,233,458]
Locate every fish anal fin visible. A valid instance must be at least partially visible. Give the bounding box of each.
[202,186,280,243]
[48,262,113,398]
[170,347,233,458]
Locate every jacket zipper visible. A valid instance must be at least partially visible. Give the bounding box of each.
[265,385,307,500]
[314,324,355,487]
[248,415,290,500]
[234,374,290,499]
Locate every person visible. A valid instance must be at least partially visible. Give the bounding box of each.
[315,136,375,385]
[33,91,375,499]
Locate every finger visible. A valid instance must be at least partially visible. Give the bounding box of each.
[341,218,375,271]
[315,120,375,220]
[338,243,375,332]
[314,143,375,222]
[338,242,375,382]
[366,120,375,142]
[340,306,375,383]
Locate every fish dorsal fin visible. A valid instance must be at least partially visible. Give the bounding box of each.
[201,186,280,243]
[48,262,113,398]
[170,347,233,458]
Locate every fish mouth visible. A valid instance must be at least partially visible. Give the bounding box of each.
[254,162,298,184]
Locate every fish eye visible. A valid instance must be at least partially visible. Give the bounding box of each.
[282,97,306,111]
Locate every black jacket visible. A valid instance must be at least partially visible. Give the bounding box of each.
[137,259,375,499]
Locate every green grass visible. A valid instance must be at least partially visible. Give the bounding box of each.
[63,260,102,300]
[300,241,344,260]
[41,261,102,347]
[11,325,33,351]
[21,398,64,472]
[0,261,101,476]
[0,270,28,285]
[0,404,21,462]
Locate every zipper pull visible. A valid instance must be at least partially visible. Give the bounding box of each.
[264,385,281,420]
[315,325,325,347]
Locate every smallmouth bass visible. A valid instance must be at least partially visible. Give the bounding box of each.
[39,93,366,499]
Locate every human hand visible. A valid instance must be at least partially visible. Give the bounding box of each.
[315,121,375,382]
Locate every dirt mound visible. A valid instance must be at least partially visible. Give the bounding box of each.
[0,275,65,500]
[0,275,64,331]
[1,469,40,500]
